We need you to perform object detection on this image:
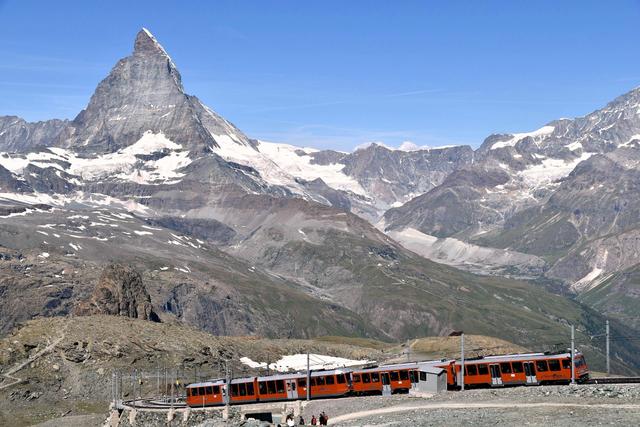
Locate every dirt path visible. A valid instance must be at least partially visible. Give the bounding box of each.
[327,401,640,424]
[0,326,66,390]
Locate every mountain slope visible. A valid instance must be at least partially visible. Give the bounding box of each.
[0,28,638,374]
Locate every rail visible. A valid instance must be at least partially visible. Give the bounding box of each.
[586,377,640,385]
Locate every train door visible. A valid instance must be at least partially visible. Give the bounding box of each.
[489,364,503,386]
[524,362,537,385]
[286,379,298,400]
[381,373,392,396]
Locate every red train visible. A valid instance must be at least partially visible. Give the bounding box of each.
[185,351,589,407]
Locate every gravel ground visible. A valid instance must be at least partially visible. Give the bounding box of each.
[300,384,640,426]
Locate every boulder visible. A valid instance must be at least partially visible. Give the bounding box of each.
[74,263,160,322]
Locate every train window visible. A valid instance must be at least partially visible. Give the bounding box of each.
[419,372,427,382]
[466,365,477,376]
[310,377,317,386]
[500,363,512,374]
[478,364,489,375]
[390,371,399,381]
[362,373,371,383]
[186,388,192,397]
[400,370,409,380]
[316,376,325,386]
[213,386,220,394]
[239,383,247,396]
[247,383,254,395]
[409,371,417,383]
[298,378,307,388]
[326,376,335,385]
[231,384,239,397]
[205,386,213,395]
[291,382,296,391]
[267,381,276,394]
[536,361,548,372]
[562,359,571,369]
[337,374,346,384]
[276,380,285,393]
[197,388,204,396]
[548,360,561,371]
[353,374,361,383]
[259,382,267,394]
[512,362,523,373]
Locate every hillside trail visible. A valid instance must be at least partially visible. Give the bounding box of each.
[327,401,640,424]
[0,325,67,391]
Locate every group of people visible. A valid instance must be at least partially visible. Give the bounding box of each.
[284,411,328,426]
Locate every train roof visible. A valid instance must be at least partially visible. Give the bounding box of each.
[456,351,582,364]
[352,359,453,374]
[186,368,350,388]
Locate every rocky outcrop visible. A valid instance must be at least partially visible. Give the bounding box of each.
[0,116,68,152]
[75,263,159,322]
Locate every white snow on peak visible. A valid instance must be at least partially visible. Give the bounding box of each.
[491,126,555,150]
[209,135,367,196]
[0,131,191,185]
[566,141,583,151]
[620,134,640,147]
[354,141,461,153]
[240,354,371,373]
[517,152,593,188]
[258,141,367,195]
[139,28,172,59]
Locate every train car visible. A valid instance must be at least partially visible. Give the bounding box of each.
[186,369,351,407]
[454,351,589,388]
[185,379,225,407]
[351,362,420,395]
[297,369,351,399]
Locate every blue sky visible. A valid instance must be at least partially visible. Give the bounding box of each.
[1,1,639,151]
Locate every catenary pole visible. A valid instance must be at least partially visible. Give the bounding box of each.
[571,325,575,385]
[306,352,311,401]
[461,333,465,391]
[606,320,610,376]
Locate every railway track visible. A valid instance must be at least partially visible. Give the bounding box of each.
[586,377,640,385]
[122,379,640,409]
[123,398,187,409]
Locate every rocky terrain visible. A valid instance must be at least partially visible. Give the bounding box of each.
[302,384,640,426]
[0,314,524,426]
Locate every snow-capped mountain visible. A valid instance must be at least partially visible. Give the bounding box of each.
[2,28,600,351]
[382,85,640,327]
[2,28,640,358]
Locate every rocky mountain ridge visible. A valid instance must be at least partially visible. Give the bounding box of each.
[0,28,638,372]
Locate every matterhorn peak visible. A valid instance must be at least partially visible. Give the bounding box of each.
[134,28,171,58]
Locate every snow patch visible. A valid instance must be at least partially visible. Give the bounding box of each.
[518,152,593,188]
[491,126,555,150]
[240,354,370,372]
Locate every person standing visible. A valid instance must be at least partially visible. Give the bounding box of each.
[310,414,317,425]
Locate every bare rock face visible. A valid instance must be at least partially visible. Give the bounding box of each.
[75,263,159,322]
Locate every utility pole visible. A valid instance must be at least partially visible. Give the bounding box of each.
[606,320,610,376]
[225,362,231,407]
[306,352,311,401]
[570,325,575,385]
[406,340,410,363]
[460,333,465,391]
